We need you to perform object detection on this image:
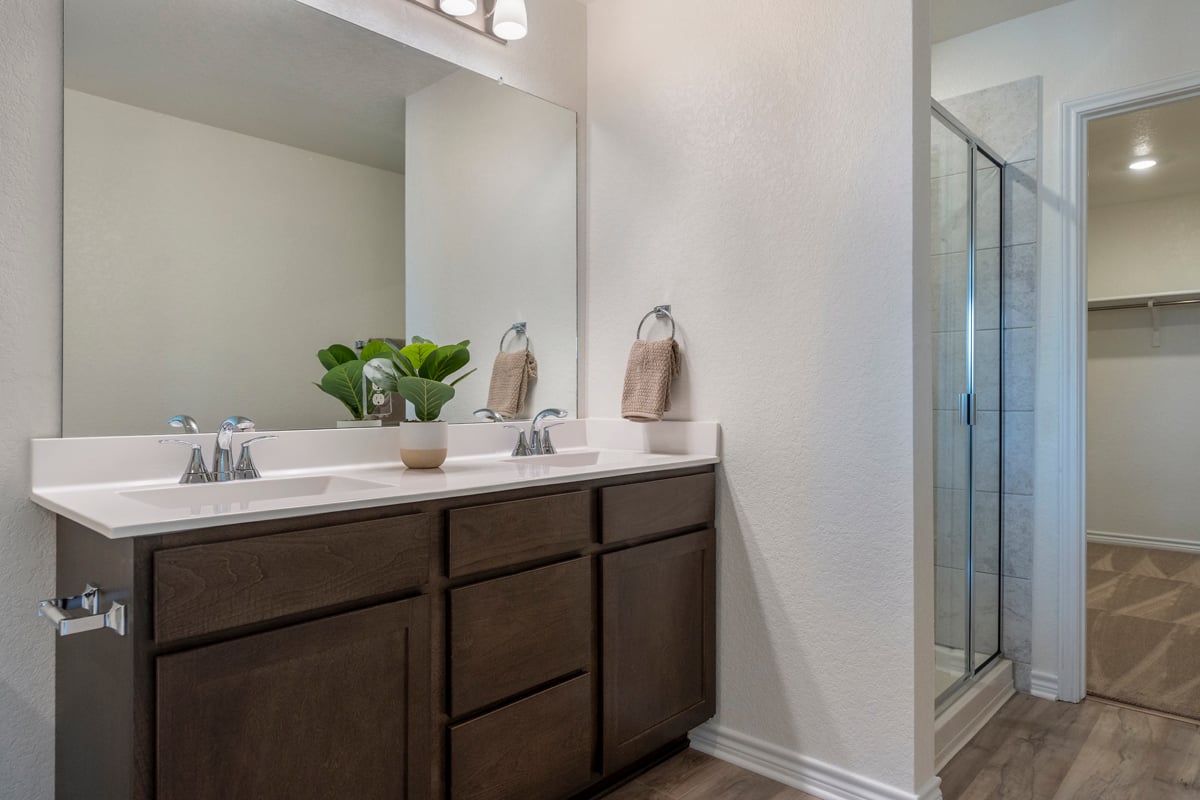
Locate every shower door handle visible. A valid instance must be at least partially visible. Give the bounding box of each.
[959,393,976,426]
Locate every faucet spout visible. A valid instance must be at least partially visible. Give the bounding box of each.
[529,408,568,456]
[212,416,255,481]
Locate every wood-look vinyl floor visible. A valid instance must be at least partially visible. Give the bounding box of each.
[602,748,819,800]
[612,694,1200,799]
[939,693,1200,799]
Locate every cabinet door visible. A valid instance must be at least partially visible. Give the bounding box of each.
[601,529,716,773]
[157,597,430,800]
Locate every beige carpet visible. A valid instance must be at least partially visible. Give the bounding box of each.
[1087,541,1200,720]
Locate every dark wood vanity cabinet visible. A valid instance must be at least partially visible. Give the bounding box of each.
[54,466,716,800]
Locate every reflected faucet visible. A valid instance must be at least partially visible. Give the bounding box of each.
[167,414,200,434]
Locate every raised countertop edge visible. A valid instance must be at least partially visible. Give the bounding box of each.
[31,419,720,539]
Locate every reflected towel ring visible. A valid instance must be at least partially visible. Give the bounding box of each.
[636,305,675,340]
[499,322,530,352]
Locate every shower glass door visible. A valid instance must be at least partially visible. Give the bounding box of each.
[931,104,1003,705]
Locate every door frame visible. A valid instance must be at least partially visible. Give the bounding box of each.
[1057,70,1200,702]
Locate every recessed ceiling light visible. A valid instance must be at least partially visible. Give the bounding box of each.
[1129,159,1158,170]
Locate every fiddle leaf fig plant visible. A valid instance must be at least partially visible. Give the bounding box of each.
[315,340,405,420]
[364,336,476,422]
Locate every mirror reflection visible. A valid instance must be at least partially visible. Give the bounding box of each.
[62,0,577,436]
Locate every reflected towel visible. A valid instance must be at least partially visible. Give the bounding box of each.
[621,338,680,422]
[487,350,538,418]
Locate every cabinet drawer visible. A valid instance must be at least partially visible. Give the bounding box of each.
[154,513,433,643]
[450,673,593,800]
[450,557,591,717]
[600,472,715,543]
[448,490,593,578]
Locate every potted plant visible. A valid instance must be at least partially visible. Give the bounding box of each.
[364,336,475,468]
[315,341,399,427]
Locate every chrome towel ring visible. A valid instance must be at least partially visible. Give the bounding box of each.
[499,321,530,352]
[636,305,675,340]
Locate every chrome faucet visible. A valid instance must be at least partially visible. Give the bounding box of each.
[503,409,567,457]
[474,408,506,422]
[211,416,256,482]
[530,408,567,456]
[167,414,200,435]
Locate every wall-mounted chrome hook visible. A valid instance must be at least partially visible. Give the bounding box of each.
[37,584,127,637]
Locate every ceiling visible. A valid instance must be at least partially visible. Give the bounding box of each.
[930,0,1073,43]
[1088,95,1200,208]
[65,0,460,174]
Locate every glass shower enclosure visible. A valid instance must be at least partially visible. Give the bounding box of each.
[931,102,1004,705]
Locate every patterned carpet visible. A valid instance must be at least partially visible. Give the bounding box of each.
[1087,542,1200,720]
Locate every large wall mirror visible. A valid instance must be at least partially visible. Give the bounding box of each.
[63,0,577,436]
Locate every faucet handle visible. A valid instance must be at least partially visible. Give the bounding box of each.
[234,435,276,480]
[167,414,200,434]
[539,422,565,456]
[502,425,533,457]
[159,439,211,484]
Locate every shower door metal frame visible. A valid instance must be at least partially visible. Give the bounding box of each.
[932,101,1007,708]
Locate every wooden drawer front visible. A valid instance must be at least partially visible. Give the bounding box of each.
[450,674,593,800]
[158,598,430,800]
[154,513,433,643]
[450,557,591,717]
[448,490,593,578]
[600,472,715,543]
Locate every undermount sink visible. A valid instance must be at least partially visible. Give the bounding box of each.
[503,450,674,468]
[120,474,393,510]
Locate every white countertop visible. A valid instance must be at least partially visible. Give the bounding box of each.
[31,419,720,539]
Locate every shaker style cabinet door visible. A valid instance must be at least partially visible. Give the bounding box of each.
[156,597,431,800]
[601,528,716,772]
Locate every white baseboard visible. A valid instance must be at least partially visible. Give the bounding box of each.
[1029,669,1059,701]
[934,660,1014,772]
[689,724,942,800]
[1087,529,1200,556]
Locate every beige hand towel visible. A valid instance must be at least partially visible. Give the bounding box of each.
[487,350,538,419]
[621,338,681,422]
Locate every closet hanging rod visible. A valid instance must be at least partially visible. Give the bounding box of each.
[1088,290,1200,312]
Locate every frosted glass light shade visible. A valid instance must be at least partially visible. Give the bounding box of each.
[492,0,527,40]
[438,0,477,16]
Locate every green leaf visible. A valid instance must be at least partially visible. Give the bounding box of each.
[317,343,358,370]
[410,335,431,345]
[391,351,417,378]
[318,361,366,420]
[393,376,454,422]
[436,345,471,381]
[363,357,401,392]
[448,367,477,387]
[359,339,401,363]
[400,342,437,371]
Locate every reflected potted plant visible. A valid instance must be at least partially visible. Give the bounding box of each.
[364,336,475,468]
[315,341,399,427]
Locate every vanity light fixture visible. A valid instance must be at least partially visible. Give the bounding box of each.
[438,0,477,16]
[1129,159,1158,170]
[491,0,528,41]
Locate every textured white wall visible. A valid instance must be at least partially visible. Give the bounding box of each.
[1088,193,1200,299]
[405,70,577,422]
[932,0,1200,695]
[0,2,585,796]
[587,1,934,794]
[0,2,62,796]
[1087,192,1200,544]
[63,90,406,434]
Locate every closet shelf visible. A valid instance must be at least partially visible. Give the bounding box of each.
[1088,290,1200,311]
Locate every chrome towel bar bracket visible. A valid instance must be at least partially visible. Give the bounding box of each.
[37,584,127,637]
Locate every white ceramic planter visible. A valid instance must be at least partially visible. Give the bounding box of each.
[398,420,448,469]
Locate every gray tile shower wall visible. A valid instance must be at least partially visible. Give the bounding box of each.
[941,76,1041,693]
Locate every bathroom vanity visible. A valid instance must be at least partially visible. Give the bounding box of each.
[34,424,719,799]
